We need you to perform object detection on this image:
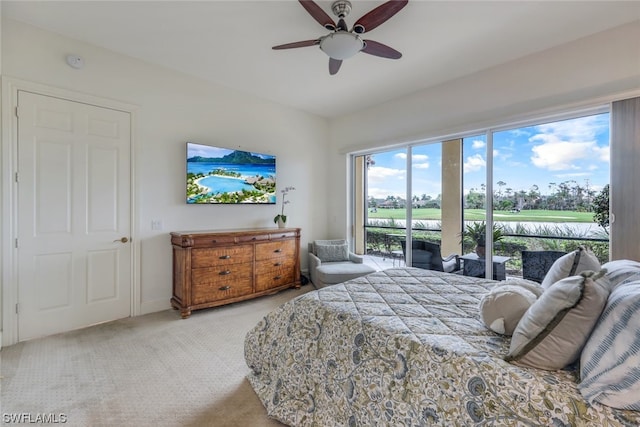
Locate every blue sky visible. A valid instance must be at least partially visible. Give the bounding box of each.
[367,112,610,199]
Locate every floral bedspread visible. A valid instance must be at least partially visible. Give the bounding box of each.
[244,268,640,426]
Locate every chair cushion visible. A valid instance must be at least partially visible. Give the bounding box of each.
[313,239,346,252]
[315,242,350,262]
[316,262,376,285]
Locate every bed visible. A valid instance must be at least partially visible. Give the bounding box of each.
[244,268,640,426]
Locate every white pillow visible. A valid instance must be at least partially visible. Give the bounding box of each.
[479,279,542,335]
[541,247,601,290]
[601,259,640,290]
[506,270,610,370]
[579,279,640,410]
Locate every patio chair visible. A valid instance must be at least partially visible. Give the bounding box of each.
[521,250,567,283]
[401,240,460,273]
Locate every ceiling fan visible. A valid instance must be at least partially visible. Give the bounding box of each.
[273,0,409,75]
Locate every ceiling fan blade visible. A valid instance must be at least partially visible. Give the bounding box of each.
[329,58,342,75]
[361,40,402,59]
[272,39,320,50]
[353,0,408,34]
[299,0,336,31]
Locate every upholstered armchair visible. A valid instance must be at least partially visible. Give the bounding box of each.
[308,239,376,289]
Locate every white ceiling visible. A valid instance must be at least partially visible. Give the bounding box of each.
[3,1,639,118]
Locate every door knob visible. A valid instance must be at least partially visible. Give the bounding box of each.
[114,237,129,243]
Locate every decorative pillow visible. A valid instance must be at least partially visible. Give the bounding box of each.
[479,279,543,335]
[506,270,610,370]
[314,241,350,262]
[579,279,640,410]
[541,246,601,290]
[601,259,640,290]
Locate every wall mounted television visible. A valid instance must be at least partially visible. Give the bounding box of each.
[186,142,276,204]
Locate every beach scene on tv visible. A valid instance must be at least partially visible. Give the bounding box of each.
[186,142,276,204]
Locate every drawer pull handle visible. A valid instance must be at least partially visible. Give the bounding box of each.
[212,240,217,243]
[274,262,282,266]
[252,237,257,240]
[219,255,231,259]
[274,275,282,280]
[219,285,231,291]
[274,249,282,253]
[219,270,231,275]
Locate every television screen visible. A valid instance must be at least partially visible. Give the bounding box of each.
[186,142,276,204]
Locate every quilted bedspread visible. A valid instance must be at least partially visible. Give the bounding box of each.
[244,268,640,426]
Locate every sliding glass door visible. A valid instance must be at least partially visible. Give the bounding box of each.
[353,108,610,279]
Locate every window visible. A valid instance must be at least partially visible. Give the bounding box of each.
[354,109,610,279]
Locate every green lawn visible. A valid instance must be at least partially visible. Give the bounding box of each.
[368,208,596,223]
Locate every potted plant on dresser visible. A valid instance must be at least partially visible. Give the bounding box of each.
[274,186,295,228]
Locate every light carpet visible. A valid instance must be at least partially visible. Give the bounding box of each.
[0,286,314,427]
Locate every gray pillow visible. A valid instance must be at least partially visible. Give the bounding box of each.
[315,242,350,262]
[506,269,610,370]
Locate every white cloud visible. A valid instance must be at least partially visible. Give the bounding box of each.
[530,137,593,170]
[367,166,405,184]
[464,154,485,173]
[554,172,591,179]
[530,115,609,171]
[412,153,430,169]
[367,166,407,198]
[593,145,610,162]
[472,140,485,149]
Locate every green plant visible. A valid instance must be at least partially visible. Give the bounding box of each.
[592,184,609,234]
[459,221,505,246]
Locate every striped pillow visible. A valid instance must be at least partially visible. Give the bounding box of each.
[601,259,640,290]
[578,279,640,410]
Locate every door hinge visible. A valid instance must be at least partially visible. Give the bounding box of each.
[15,172,19,183]
[15,303,19,314]
[15,106,19,117]
[15,238,18,249]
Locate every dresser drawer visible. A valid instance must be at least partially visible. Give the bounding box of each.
[269,231,298,240]
[255,240,296,261]
[255,261,296,292]
[190,234,237,247]
[191,267,253,304]
[192,245,253,268]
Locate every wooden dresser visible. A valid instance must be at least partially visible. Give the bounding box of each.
[170,228,301,318]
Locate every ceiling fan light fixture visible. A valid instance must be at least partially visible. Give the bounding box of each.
[319,31,363,60]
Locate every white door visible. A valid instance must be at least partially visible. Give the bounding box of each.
[17,91,132,341]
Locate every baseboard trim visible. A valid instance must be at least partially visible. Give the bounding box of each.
[140,299,171,316]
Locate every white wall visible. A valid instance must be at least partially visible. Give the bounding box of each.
[327,21,640,238]
[1,19,330,317]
